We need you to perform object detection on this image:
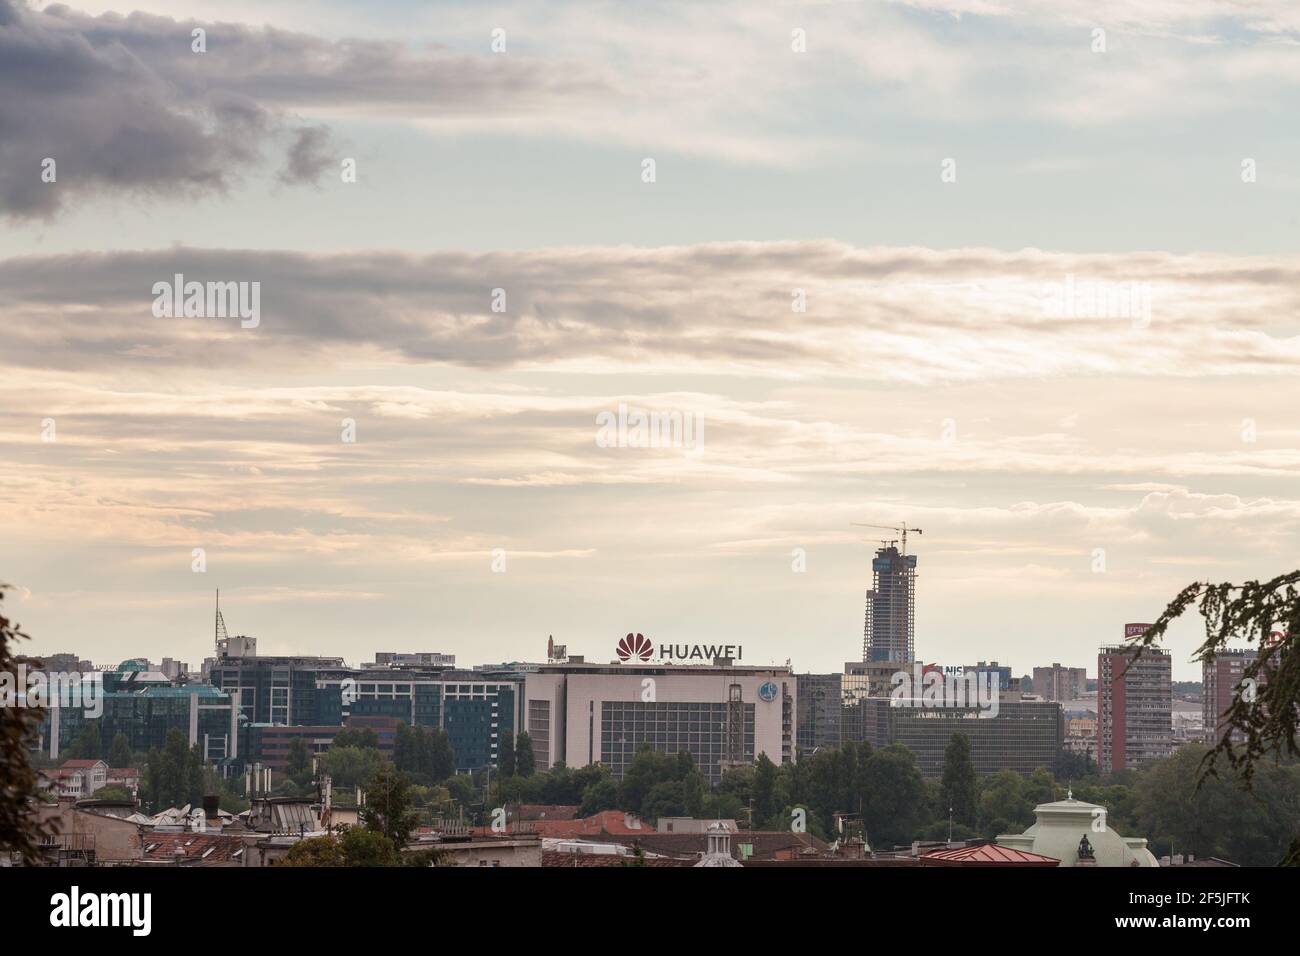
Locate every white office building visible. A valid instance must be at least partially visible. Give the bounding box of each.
[523,660,795,783]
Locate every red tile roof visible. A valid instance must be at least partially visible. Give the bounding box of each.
[518,804,579,821]
[921,843,1060,867]
[59,760,104,769]
[139,833,246,866]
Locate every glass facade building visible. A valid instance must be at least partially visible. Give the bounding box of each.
[599,700,755,782]
[40,674,240,763]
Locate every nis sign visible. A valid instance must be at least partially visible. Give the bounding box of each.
[616,633,743,663]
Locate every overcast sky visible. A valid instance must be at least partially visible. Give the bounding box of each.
[3,0,1299,679]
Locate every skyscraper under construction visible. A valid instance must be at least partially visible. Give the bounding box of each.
[862,544,917,663]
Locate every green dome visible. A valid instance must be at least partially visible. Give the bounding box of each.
[996,795,1158,868]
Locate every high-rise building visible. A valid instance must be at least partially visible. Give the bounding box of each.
[796,673,842,753]
[1097,627,1172,773]
[862,545,917,663]
[1202,648,1258,747]
[1033,663,1088,703]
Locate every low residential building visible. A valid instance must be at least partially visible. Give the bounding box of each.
[28,799,147,865]
[138,832,247,867]
[403,834,543,867]
[42,759,108,799]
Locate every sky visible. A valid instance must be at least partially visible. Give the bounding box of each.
[3,0,1299,680]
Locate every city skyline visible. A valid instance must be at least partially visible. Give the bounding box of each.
[5,0,1300,682]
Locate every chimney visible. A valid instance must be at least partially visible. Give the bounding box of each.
[203,794,221,828]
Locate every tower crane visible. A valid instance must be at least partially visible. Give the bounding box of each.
[850,523,923,557]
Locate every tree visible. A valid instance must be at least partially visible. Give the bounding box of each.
[1055,749,1095,781]
[1137,569,1300,783]
[157,728,192,809]
[321,745,383,792]
[427,728,455,783]
[91,785,136,803]
[499,730,516,777]
[66,720,102,761]
[285,737,312,784]
[683,769,707,818]
[393,723,416,776]
[0,586,56,863]
[618,746,678,814]
[444,773,476,807]
[279,826,400,867]
[514,731,535,777]
[861,745,929,847]
[642,780,686,821]
[753,754,779,825]
[579,777,619,816]
[940,733,978,829]
[108,733,133,769]
[143,747,163,812]
[333,727,380,751]
[977,769,1035,840]
[362,764,420,849]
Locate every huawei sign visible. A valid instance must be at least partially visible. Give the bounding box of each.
[617,632,653,662]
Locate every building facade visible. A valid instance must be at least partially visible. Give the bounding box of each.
[863,545,917,663]
[1202,648,1257,747]
[882,700,1063,777]
[523,662,795,784]
[208,654,349,726]
[41,671,241,762]
[313,669,521,771]
[1033,663,1088,703]
[1097,628,1172,774]
[796,673,842,753]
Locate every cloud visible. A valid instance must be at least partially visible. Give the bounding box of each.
[0,0,608,217]
[2,242,1299,381]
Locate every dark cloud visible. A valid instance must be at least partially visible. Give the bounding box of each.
[1,243,1299,380]
[279,124,336,185]
[0,1,609,217]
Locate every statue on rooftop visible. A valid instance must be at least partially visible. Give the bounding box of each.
[1078,834,1095,860]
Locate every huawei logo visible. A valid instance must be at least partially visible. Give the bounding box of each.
[617,632,653,662]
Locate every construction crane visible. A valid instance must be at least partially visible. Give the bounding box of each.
[851,523,923,663]
[215,589,229,643]
[851,523,923,557]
